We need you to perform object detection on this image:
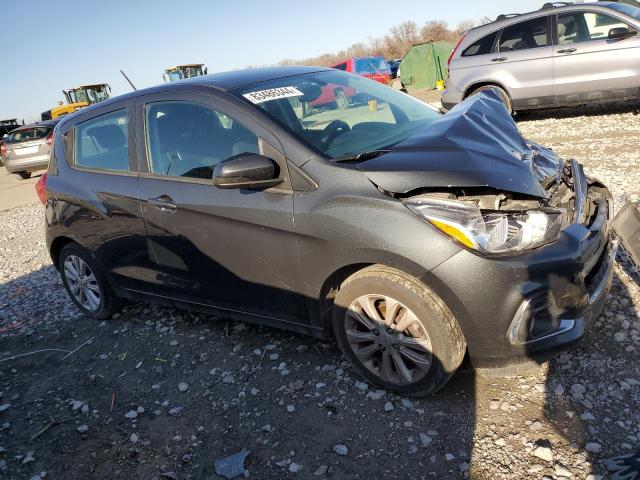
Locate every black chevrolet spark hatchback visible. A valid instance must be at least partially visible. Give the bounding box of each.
[41,66,616,396]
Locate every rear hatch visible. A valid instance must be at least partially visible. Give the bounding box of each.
[4,126,51,159]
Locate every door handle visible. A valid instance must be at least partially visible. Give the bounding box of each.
[491,56,507,62]
[148,195,177,212]
[558,47,577,54]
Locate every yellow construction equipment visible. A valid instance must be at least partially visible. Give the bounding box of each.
[163,64,208,82]
[41,84,111,121]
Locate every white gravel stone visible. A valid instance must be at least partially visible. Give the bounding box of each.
[585,442,602,453]
[419,433,433,448]
[533,445,554,462]
[333,444,348,456]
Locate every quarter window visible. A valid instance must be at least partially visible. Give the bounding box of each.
[75,109,129,171]
[462,31,499,56]
[145,101,259,179]
[557,12,630,45]
[499,17,549,52]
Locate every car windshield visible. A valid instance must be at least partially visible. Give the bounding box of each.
[355,57,391,74]
[86,87,109,103]
[606,2,640,20]
[233,70,440,159]
[6,126,49,144]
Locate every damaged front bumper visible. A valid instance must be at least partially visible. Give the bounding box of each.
[427,164,616,369]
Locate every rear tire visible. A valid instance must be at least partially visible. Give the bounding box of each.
[468,85,513,114]
[332,265,466,397]
[58,242,122,320]
[18,172,31,179]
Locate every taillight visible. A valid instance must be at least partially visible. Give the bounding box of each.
[0,143,6,156]
[448,33,467,66]
[46,132,53,146]
[36,173,47,204]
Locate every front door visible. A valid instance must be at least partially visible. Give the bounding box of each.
[135,93,307,323]
[553,10,640,104]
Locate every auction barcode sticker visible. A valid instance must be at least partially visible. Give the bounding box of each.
[243,87,304,104]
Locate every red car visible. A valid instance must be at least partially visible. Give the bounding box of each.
[308,56,392,111]
[333,56,392,84]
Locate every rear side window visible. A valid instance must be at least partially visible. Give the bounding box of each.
[6,126,50,144]
[462,31,499,56]
[499,16,549,52]
[75,109,129,172]
[335,62,347,71]
[145,101,259,180]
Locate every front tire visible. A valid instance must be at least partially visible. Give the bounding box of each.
[332,266,466,397]
[58,243,121,320]
[335,90,349,111]
[18,172,31,179]
[468,85,512,114]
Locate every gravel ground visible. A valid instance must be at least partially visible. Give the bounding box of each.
[1,103,640,480]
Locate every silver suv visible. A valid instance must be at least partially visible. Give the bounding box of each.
[442,1,640,112]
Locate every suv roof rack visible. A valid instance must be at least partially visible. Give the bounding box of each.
[541,2,573,10]
[495,13,521,21]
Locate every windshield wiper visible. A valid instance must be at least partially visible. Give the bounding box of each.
[334,149,390,163]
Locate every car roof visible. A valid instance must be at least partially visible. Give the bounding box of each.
[11,119,59,131]
[460,2,637,46]
[56,66,333,129]
[166,64,205,69]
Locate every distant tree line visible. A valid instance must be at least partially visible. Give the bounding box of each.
[277,19,476,67]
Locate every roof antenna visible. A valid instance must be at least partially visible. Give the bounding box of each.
[120,70,137,91]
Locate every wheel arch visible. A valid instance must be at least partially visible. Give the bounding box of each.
[463,80,511,101]
[317,260,481,363]
[49,235,76,270]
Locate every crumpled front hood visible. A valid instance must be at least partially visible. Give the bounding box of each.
[358,89,563,198]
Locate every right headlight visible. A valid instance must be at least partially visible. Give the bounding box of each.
[404,197,564,254]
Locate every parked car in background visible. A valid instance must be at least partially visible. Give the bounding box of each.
[41,66,615,396]
[442,1,640,112]
[0,119,21,167]
[332,56,392,84]
[304,56,393,113]
[2,119,59,179]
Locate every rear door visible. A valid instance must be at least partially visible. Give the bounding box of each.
[494,15,555,108]
[134,91,307,323]
[53,103,150,292]
[553,10,640,104]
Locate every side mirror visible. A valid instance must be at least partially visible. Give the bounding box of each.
[2,134,7,140]
[609,27,637,40]
[213,153,283,189]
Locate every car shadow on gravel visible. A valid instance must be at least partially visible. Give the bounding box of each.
[539,265,640,479]
[1,264,479,479]
[515,100,640,123]
[1,260,637,479]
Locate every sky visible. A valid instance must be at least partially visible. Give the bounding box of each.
[1,0,542,122]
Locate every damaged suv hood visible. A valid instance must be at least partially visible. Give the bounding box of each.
[358,89,562,198]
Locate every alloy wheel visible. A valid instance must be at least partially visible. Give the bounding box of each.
[63,255,102,312]
[344,294,433,385]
